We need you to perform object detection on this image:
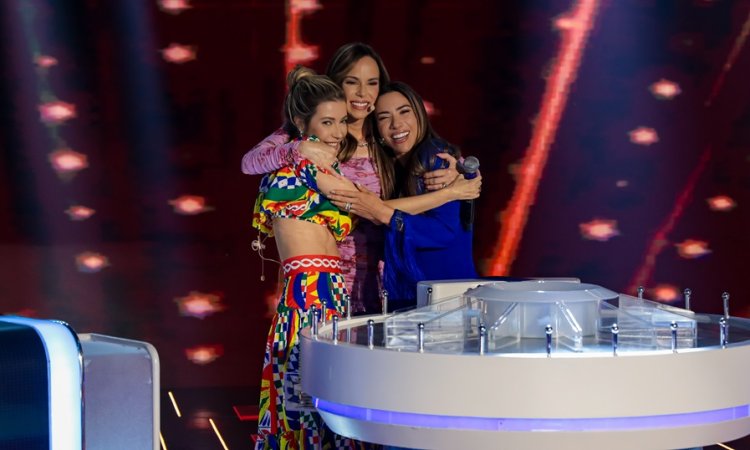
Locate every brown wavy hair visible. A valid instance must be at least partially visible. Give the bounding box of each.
[326,42,395,199]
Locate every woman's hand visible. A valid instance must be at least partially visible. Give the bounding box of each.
[298,141,339,169]
[423,152,459,190]
[445,173,482,200]
[328,184,394,225]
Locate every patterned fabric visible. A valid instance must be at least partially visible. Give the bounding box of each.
[243,131,386,314]
[282,256,341,274]
[279,255,347,313]
[256,255,375,450]
[253,159,352,242]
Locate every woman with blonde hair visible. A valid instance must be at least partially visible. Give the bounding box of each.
[253,66,368,449]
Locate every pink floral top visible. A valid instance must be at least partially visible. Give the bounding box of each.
[337,156,384,314]
[242,129,384,314]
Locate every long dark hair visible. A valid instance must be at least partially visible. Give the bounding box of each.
[372,81,460,198]
[326,42,395,199]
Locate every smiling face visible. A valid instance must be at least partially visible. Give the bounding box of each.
[341,56,380,121]
[296,100,349,152]
[375,91,422,159]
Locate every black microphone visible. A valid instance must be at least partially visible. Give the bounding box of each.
[457,156,480,230]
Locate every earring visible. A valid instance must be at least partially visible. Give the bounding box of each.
[378,137,385,145]
[298,128,304,136]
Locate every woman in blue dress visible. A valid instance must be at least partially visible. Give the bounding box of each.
[329,81,480,309]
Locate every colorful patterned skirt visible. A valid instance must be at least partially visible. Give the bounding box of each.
[256,254,362,450]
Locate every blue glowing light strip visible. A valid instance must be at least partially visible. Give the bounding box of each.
[315,398,749,432]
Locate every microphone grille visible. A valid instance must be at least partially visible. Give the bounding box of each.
[462,156,480,172]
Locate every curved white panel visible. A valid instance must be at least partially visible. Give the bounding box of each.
[300,280,750,449]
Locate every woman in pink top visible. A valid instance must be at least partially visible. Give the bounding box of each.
[242,43,473,314]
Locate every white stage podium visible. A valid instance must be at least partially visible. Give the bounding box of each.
[302,279,750,450]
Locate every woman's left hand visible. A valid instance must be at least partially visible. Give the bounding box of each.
[445,173,482,200]
[423,152,459,190]
[329,184,392,224]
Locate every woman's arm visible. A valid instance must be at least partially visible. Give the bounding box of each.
[422,152,460,191]
[241,129,342,175]
[317,173,395,225]
[385,174,481,214]
[327,174,481,216]
[241,128,299,174]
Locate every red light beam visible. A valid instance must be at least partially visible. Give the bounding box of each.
[488,0,602,275]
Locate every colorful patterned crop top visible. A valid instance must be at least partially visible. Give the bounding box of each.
[252,158,353,242]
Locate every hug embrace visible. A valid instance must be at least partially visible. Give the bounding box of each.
[243,42,481,449]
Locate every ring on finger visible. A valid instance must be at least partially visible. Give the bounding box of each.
[344,202,352,211]
[441,182,447,189]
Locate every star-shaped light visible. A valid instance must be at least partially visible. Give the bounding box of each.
[628,127,659,146]
[706,195,736,212]
[75,251,110,273]
[286,43,318,65]
[652,284,679,303]
[158,0,192,14]
[161,44,197,64]
[49,149,88,175]
[35,55,58,68]
[169,195,212,215]
[39,101,76,124]
[65,205,96,221]
[579,218,620,242]
[675,239,711,259]
[185,345,223,365]
[175,291,226,319]
[649,79,681,100]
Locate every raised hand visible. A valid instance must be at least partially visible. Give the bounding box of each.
[423,152,459,191]
[298,140,339,169]
[328,183,393,225]
[445,173,482,200]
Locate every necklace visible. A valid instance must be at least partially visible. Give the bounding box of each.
[357,141,369,148]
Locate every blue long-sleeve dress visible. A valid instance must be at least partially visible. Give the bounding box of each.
[383,140,477,308]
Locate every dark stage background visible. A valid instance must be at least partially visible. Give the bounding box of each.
[2,0,750,430]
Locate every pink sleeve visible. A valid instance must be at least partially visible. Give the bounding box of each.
[240,128,303,174]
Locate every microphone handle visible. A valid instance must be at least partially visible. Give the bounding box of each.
[461,199,474,231]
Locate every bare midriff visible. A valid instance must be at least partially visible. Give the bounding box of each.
[272,218,339,261]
